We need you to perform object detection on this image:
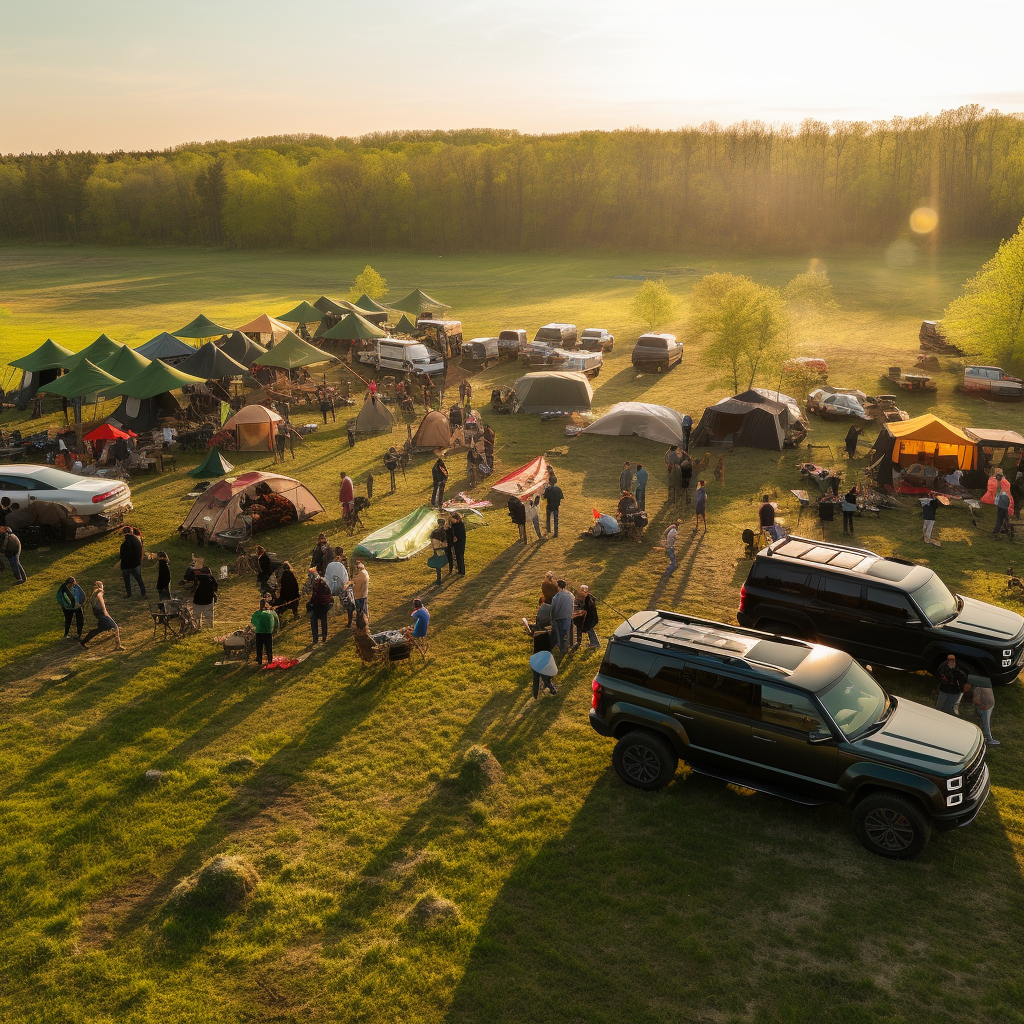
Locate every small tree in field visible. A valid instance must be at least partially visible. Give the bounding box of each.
[349,265,387,302]
[783,270,838,311]
[942,221,1024,369]
[631,279,675,330]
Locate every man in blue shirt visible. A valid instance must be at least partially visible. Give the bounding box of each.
[634,463,649,511]
[410,599,430,638]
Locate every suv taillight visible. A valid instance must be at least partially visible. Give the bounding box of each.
[738,583,747,614]
[591,677,601,711]
[92,487,122,503]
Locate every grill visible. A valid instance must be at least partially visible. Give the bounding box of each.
[965,746,988,802]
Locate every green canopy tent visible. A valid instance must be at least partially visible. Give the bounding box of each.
[134,331,194,364]
[64,334,124,370]
[257,331,338,371]
[393,314,419,334]
[352,505,439,561]
[105,360,206,433]
[188,448,236,478]
[99,345,151,382]
[38,359,124,428]
[353,294,391,314]
[277,301,325,324]
[177,341,250,380]
[391,288,451,316]
[172,314,234,342]
[218,330,268,369]
[313,295,352,318]
[321,311,386,342]
[9,338,75,409]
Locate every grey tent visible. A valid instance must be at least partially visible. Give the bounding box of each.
[134,332,194,364]
[218,330,268,369]
[690,390,789,451]
[581,402,685,446]
[350,396,395,436]
[513,371,593,414]
[177,341,249,380]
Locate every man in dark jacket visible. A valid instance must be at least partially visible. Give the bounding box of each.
[310,533,331,575]
[451,512,467,575]
[444,517,456,575]
[2,527,27,584]
[845,424,862,460]
[573,584,600,649]
[482,423,496,469]
[936,654,970,715]
[117,526,145,597]
[431,457,449,507]
[543,481,563,537]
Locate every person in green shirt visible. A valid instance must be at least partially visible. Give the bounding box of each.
[251,598,279,667]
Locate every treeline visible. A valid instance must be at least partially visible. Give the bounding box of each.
[2,107,1023,252]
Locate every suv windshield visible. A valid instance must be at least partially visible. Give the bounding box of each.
[818,663,889,740]
[911,576,958,623]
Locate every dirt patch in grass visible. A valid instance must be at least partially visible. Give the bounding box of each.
[407,894,461,928]
[77,872,162,951]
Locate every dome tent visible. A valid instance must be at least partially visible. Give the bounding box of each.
[581,402,685,446]
[410,410,452,450]
[351,396,395,436]
[179,471,323,548]
[222,404,283,451]
[513,371,593,414]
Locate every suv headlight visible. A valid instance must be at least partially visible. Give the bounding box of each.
[946,776,962,792]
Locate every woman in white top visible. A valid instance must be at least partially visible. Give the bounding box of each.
[526,494,542,540]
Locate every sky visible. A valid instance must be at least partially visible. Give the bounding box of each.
[2,0,1023,153]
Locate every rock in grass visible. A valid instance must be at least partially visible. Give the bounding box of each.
[168,855,260,910]
[408,894,460,928]
[453,745,503,794]
[144,769,167,784]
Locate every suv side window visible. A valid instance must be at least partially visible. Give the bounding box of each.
[758,684,827,734]
[691,667,754,716]
[864,586,916,620]
[647,657,686,696]
[600,643,657,687]
[755,564,812,597]
[820,578,862,609]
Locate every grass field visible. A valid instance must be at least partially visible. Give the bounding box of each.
[1,243,1022,1024]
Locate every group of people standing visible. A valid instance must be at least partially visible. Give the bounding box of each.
[428,513,467,583]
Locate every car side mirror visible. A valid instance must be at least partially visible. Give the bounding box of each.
[807,729,833,744]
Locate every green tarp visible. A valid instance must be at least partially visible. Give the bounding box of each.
[219,330,268,369]
[277,301,324,323]
[38,359,122,399]
[173,314,233,339]
[352,505,440,561]
[189,448,236,478]
[391,288,450,315]
[177,341,249,379]
[9,338,74,372]
[393,314,419,334]
[64,334,123,369]
[258,331,337,369]
[353,293,391,314]
[134,332,195,362]
[100,346,151,380]
[321,311,386,341]
[106,359,205,399]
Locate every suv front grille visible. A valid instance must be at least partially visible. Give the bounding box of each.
[965,746,988,802]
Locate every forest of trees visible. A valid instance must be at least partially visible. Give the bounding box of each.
[2,106,1023,252]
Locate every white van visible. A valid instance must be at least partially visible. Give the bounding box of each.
[359,339,446,379]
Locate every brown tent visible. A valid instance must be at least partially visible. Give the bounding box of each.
[411,410,453,451]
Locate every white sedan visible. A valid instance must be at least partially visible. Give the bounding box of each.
[0,465,132,519]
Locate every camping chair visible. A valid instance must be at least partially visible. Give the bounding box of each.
[219,627,254,665]
[354,632,391,668]
[410,635,430,660]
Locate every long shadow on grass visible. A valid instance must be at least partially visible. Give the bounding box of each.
[443,767,1024,1024]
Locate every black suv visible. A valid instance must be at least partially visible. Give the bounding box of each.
[589,611,989,859]
[736,536,1024,685]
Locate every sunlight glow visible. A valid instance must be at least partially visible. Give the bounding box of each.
[910,208,939,234]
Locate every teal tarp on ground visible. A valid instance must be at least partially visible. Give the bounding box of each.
[352,505,439,561]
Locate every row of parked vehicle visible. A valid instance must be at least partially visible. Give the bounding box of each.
[589,534,1021,860]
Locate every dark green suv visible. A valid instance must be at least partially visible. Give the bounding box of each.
[589,610,990,859]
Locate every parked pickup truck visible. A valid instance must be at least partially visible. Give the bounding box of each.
[958,365,1023,402]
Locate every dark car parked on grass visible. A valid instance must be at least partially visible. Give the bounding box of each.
[631,332,682,373]
[580,327,614,352]
[736,536,1024,686]
[589,611,989,859]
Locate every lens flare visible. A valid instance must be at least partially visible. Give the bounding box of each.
[910,207,938,234]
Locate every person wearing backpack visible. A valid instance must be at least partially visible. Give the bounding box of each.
[307,569,333,644]
[507,495,527,546]
[57,576,87,640]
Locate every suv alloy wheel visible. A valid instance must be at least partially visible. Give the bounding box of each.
[612,730,678,790]
[852,792,931,859]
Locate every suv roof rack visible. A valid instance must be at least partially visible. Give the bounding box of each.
[767,534,880,560]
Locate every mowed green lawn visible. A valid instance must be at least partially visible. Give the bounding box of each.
[1,244,1022,1024]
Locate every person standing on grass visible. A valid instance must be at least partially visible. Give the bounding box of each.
[352,559,370,624]
[156,551,171,602]
[80,582,125,651]
[663,521,679,572]
[431,456,449,507]
[679,451,693,505]
[117,526,145,598]
[681,414,692,452]
[277,561,300,621]
[618,461,634,496]
[308,569,332,645]
[483,422,495,469]
[2,527,27,584]
[694,480,707,532]
[573,584,600,649]
[971,676,1000,746]
[524,598,555,698]
[444,516,456,576]
[339,472,355,520]
[845,424,862,460]
[527,494,542,541]
[451,512,467,576]
[191,566,218,629]
[385,447,400,492]
[275,420,287,461]
[842,487,858,535]
[508,495,527,546]
[936,654,969,715]
[993,487,1011,536]
[634,463,649,511]
[459,380,467,405]
[550,579,575,654]
[758,495,776,530]
[57,576,86,640]
[251,597,279,668]
[668,459,681,504]
[430,518,449,585]
[922,496,941,546]
[543,479,563,537]
[541,570,559,605]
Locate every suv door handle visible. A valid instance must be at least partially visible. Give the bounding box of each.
[675,712,694,720]
[752,734,776,744]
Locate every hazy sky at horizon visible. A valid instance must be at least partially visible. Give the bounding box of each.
[2,0,1022,153]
